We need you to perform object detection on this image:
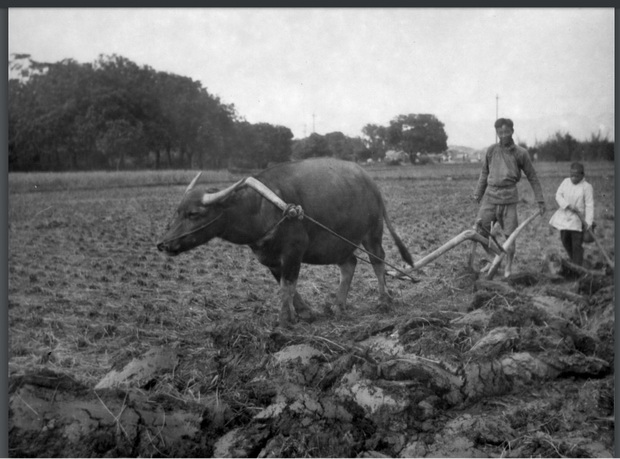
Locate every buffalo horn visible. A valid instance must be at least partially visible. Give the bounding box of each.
[185,172,203,194]
[201,179,246,205]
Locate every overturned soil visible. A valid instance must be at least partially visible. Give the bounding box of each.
[8,170,615,457]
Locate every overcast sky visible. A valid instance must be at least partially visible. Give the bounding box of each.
[8,8,615,149]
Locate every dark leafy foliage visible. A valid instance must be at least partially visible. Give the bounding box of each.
[291,132,370,162]
[9,54,294,171]
[530,131,614,162]
[362,114,449,160]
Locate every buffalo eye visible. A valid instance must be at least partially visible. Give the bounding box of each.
[186,210,201,219]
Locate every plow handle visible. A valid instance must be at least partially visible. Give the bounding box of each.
[569,208,614,270]
[485,212,539,279]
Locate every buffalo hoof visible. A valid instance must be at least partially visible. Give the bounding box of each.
[379,291,394,304]
[320,302,348,319]
[279,307,297,328]
[296,308,316,323]
[376,301,393,313]
[333,304,351,319]
[321,303,334,317]
[377,293,394,313]
[293,295,315,322]
[278,319,294,329]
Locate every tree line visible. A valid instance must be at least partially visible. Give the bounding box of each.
[9,54,294,171]
[8,54,453,172]
[8,54,612,172]
[528,132,613,162]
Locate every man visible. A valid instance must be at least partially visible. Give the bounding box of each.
[473,118,546,277]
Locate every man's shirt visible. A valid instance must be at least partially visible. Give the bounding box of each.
[474,142,545,205]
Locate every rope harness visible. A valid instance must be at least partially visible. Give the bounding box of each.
[283,203,304,220]
[248,204,302,246]
[159,213,223,246]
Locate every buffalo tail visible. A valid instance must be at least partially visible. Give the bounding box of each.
[383,206,414,266]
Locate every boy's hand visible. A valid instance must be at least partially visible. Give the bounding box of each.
[538,203,546,215]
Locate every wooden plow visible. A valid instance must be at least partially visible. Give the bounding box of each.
[387,212,541,281]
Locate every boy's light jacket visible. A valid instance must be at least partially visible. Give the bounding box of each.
[549,177,594,231]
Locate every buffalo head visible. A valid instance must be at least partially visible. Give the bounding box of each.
[157,173,245,255]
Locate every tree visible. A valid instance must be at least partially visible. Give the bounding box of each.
[291,133,331,160]
[584,132,614,161]
[96,119,147,170]
[349,137,372,162]
[324,132,354,161]
[535,132,578,162]
[533,131,614,162]
[231,122,293,169]
[8,54,239,171]
[361,124,388,159]
[388,114,448,154]
[15,58,104,170]
[291,132,370,163]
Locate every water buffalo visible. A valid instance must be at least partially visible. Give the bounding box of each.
[157,157,413,326]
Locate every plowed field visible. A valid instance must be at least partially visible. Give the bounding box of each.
[8,162,615,457]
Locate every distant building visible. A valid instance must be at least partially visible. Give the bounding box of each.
[384,150,409,164]
[444,146,481,163]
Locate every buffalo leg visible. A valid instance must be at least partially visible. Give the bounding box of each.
[269,267,295,325]
[362,238,390,303]
[269,267,314,324]
[334,254,357,315]
[279,278,298,326]
[272,257,306,326]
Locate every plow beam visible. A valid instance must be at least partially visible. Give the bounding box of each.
[413,229,503,270]
[388,229,502,280]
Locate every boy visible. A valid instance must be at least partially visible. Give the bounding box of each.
[548,162,594,266]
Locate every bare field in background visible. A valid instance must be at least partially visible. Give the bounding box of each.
[9,160,615,192]
[8,160,615,457]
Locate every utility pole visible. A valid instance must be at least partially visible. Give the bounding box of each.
[495,94,499,143]
[312,113,316,133]
[496,94,499,120]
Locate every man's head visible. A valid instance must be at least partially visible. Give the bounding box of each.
[570,162,585,184]
[494,118,514,145]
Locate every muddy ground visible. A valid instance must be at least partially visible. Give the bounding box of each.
[8,165,615,457]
